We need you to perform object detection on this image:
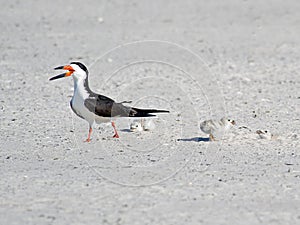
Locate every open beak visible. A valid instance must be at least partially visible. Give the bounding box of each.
[49,65,75,81]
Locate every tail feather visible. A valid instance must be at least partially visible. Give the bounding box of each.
[130,107,169,117]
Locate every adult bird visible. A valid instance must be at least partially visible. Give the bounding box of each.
[49,62,169,142]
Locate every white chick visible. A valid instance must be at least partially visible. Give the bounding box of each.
[130,119,156,132]
[141,119,156,131]
[200,117,236,141]
[130,120,143,132]
[256,130,275,140]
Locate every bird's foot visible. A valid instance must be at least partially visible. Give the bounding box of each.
[209,134,216,141]
[84,138,91,142]
[111,122,119,138]
[84,127,93,142]
[113,133,119,138]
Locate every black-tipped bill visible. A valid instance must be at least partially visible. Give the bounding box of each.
[54,65,65,70]
[50,65,74,81]
[49,73,67,81]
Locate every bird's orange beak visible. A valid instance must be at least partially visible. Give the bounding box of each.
[49,65,75,81]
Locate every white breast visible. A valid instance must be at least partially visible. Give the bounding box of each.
[70,78,112,125]
[71,85,94,124]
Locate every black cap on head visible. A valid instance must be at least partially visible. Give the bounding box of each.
[70,62,88,73]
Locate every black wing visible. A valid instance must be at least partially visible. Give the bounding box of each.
[84,94,132,117]
[85,94,170,118]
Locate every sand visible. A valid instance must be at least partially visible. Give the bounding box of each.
[1,0,299,224]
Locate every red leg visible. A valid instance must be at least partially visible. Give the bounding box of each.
[111,121,119,138]
[84,126,92,142]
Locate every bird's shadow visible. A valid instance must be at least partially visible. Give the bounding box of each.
[120,129,132,133]
[119,129,210,142]
[177,137,210,142]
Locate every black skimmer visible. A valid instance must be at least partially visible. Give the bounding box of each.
[49,62,169,142]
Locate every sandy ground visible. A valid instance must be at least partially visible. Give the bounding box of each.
[1,0,300,224]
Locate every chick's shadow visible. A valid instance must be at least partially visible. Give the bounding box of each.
[120,129,131,133]
[120,128,210,142]
[177,137,210,142]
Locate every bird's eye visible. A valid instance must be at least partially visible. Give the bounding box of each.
[228,119,230,122]
[265,130,268,133]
